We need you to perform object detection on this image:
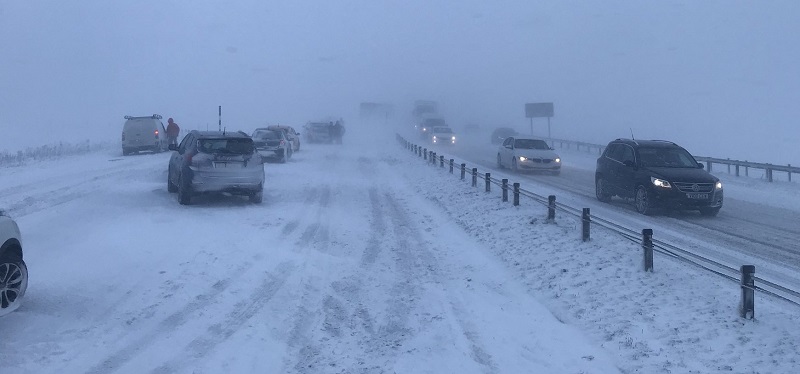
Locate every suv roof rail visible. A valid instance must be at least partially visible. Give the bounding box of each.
[124,114,162,120]
[650,139,679,146]
[614,138,639,146]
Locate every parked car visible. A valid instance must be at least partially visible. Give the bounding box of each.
[304,122,332,143]
[267,125,300,152]
[167,130,265,205]
[595,139,723,216]
[0,209,28,316]
[252,128,292,163]
[122,114,168,155]
[497,136,561,175]
[429,126,456,145]
[491,127,518,145]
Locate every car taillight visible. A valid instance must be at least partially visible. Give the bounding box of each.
[154,130,159,139]
[280,140,285,146]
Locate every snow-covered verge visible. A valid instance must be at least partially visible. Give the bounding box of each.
[390,140,800,373]
[0,140,117,167]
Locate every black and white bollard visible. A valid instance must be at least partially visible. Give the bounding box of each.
[472,168,478,187]
[642,229,654,272]
[582,208,590,241]
[740,265,755,319]
[461,163,466,180]
[513,183,520,206]
[485,173,491,192]
[547,195,556,221]
[502,179,508,202]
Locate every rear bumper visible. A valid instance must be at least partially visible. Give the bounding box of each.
[189,168,264,193]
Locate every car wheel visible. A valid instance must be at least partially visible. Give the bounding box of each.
[178,173,192,205]
[122,148,130,156]
[250,188,263,204]
[167,166,178,193]
[497,153,503,168]
[634,185,653,215]
[595,177,612,203]
[699,207,721,217]
[0,253,28,314]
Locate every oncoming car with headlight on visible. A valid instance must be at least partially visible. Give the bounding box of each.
[497,136,561,175]
[594,139,723,216]
[430,126,456,145]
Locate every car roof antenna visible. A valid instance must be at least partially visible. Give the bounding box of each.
[630,128,635,140]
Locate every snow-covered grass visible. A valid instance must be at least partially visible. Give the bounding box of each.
[0,140,117,167]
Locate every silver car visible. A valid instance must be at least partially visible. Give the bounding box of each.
[252,128,292,163]
[167,131,265,205]
[497,136,562,175]
[0,209,28,316]
[122,114,168,155]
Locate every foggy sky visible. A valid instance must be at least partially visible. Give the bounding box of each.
[1,1,799,164]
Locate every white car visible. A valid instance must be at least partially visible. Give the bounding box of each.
[0,210,28,316]
[497,136,561,175]
[430,126,456,145]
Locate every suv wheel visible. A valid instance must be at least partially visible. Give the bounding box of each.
[595,177,612,203]
[178,174,192,205]
[250,188,263,204]
[167,167,178,193]
[0,253,28,313]
[634,185,653,215]
[699,207,721,217]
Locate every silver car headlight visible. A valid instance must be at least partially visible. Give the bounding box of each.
[651,177,671,188]
[519,156,527,162]
[555,158,561,163]
[715,181,723,190]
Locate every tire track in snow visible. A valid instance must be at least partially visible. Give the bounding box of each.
[83,254,265,374]
[149,261,296,374]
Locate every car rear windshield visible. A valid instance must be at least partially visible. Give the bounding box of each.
[253,130,282,140]
[514,139,549,150]
[198,138,254,154]
[638,147,697,168]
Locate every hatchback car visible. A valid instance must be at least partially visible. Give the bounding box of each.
[167,131,265,205]
[497,137,561,175]
[252,128,292,163]
[595,139,723,216]
[0,209,28,316]
[267,125,300,152]
[122,114,168,155]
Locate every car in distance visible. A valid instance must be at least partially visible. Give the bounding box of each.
[497,137,561,175]
[430,126,456,145]
[267,125,300,152]
[415,115,447,139]
[304,122,332,144]
[490,127,518,145]
[252,128,292,163]
[0,209,28,316]
[167,130,265,205]
[122,114,168,155]
[594,139,723,216]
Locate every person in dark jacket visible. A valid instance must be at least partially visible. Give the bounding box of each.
[166,118,180,145]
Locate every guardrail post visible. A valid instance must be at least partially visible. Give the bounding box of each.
[423,148,427,161]
[430,151,435,165]
[789,164,792,182]
[740,265,755,319]
[706,161,712,172]
[735,164,740,177]
[460,163,466,180]
[513,183,520,206]
[440,155,444,168]
[471,168,478,187]
[727,158,731,174]
[767,165,773,182]
[582,208,591,241]
[449,159,454,173]
[485,173,491,192]
[502,179,508,202]
[745,163,749,177]
[547,195,556,221]
[642,229,654,272]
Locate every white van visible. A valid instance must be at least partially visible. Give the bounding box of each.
[122,114,168,155]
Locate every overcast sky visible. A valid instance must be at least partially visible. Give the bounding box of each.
[1,1,798,164]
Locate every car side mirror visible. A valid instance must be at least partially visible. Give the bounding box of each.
[697,162,704,169]
[168,144,178,151]
[623,160,635,168]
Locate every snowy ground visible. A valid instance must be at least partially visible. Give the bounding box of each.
[1,130,799,373]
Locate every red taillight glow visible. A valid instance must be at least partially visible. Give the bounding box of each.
[154,130,159,139]
[280,140,285,146]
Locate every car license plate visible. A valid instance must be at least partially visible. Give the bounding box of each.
[213,162,242,168]
[686,193,709,199]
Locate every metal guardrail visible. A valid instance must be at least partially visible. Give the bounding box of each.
[397,133,800,319]
[545,137,798,182]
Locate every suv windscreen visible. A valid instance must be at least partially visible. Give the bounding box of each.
[638,147,697,168]
[514,139,549,150]
[433,128,453,134]
[198,138,254,154]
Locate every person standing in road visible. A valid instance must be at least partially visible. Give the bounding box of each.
[166,118,180,145]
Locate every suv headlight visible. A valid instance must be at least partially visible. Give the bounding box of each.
[715,181,723,190]
[650,177,671,188]
[555,158,561,163]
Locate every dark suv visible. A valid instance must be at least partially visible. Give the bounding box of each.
[595,139,723,216]
[168,131,265,205]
